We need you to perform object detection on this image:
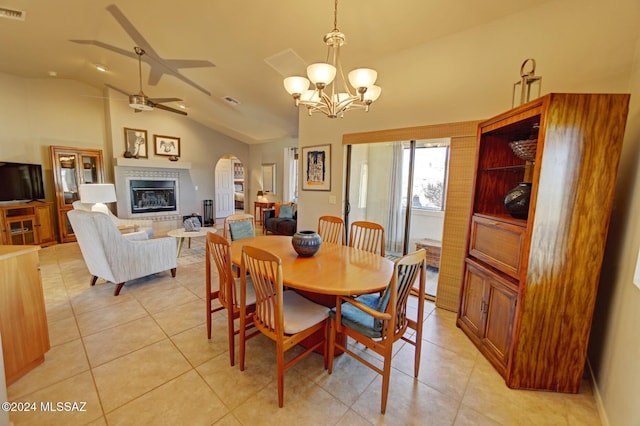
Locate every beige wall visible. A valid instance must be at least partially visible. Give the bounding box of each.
[247,137,298,209]
[0,74,250,232]
[0,75,107,207]
[297,1,640,424]
[104,87,249,218]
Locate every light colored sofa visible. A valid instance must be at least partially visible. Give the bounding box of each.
[67,209,176,295]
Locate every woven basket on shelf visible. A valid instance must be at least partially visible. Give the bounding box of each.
[509,139,537,162]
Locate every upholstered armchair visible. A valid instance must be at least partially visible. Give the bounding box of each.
[67,209,177,296]
[72,200,154,238]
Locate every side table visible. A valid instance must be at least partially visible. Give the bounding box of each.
[254,201,275,225]
[167,227,217,257]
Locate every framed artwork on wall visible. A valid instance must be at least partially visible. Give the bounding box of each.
[124,128,148,158]
[302,144,331,191]
[154,135,181,157]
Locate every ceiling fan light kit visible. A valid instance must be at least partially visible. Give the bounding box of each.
[116,46,187,116]
[283,0,381,118]
[128,94,153,111]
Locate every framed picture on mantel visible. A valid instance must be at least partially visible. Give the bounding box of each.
[124,128,148,158]
[302,144,331,191]
[154,135,181,157]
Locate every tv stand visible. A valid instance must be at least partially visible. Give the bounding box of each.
[0,202,56,246]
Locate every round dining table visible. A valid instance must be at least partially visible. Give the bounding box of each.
[230,235,394,354]
[229,235,394,297]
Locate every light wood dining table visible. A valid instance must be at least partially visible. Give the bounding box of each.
[229,235,394,297]
[230,235,394,354]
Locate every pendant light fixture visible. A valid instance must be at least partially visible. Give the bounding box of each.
[283,0,381,118]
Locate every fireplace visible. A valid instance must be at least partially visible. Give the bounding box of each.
[126,177,179,216]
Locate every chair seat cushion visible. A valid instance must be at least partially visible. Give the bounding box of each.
[282,290,329,334]
[330,293,383,338]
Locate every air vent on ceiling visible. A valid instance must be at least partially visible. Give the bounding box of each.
[265,48,308,77]
[0,6,26,21]
[223,96,241,106]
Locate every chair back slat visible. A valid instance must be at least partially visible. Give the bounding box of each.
[318,215,345,245]
[206,233,236,309]
[349,221,385,256]
[241,245,283,337]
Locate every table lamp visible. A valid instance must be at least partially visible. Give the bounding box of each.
[79,183,117,215]
[257,190,267,202]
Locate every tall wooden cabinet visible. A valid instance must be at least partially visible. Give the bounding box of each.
[50,146,104,243]
[457,93,630,392]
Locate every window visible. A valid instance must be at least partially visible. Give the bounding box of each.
[403,142,449,211]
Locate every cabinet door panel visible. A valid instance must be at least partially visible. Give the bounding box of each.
[470,215,525,279]
[483,281,517,366]
[459,262,486,337]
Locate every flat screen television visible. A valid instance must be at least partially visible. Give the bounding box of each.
[0,162,46,202]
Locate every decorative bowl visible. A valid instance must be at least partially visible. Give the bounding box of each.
[292,230,322,257]
[509,139,537,162]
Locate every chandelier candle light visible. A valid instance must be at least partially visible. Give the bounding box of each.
[283,0,381,118]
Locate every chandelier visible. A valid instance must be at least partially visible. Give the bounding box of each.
[283,0,381,118]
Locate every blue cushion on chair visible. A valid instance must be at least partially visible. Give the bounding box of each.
[279,205,294,219]
[229,221,255,240]
[330,293,384,338]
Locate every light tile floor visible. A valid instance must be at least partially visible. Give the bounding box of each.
[6,240,602,425]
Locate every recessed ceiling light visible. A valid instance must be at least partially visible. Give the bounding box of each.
[178,104,186,109]
[95,64,107,72]
[48,71,57,77]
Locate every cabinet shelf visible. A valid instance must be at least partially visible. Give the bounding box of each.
[480,164,533,172]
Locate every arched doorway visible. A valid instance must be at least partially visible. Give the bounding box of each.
[215,155,245,220]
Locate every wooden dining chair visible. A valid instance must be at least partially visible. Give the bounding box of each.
[328,248,426,414]
[205,232,258,366]
[239,245,330,408]
[318,215,345,245]
[348,220,385,256]
[223,213,255,241]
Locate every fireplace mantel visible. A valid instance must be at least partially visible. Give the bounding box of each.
[115,157,191,169]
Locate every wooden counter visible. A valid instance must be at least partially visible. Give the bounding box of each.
[0,245,50,385]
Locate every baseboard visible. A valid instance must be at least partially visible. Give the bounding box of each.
[587,358,609,426]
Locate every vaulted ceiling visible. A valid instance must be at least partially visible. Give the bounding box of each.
[0,0,550,144]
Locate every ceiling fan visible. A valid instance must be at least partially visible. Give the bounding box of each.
[108,46,187,116]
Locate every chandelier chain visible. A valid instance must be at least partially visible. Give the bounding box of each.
[333,0,339,31]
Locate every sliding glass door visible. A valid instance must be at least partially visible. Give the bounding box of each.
[345,138,450,296]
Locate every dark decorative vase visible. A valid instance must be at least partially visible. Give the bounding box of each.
[292,231,322,257]
[504,182,532,219]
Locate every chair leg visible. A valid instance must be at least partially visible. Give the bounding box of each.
[170,268,177,277]
[323,319,329,370]
[380,351,393,414]
[239,310,247,371]
[206,297,212,340]
[113,282,125,296]
[277,342,285,408]
[90,275,98,286]
[327,318,336,374]
[227,309,236,366]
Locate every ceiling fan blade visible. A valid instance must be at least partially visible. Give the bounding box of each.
[149,97,182,103]
[106,4,155,55]
[105,83,131,97]
[164,59,216,69]
[70,40,137,60]
[153,103,187,116]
